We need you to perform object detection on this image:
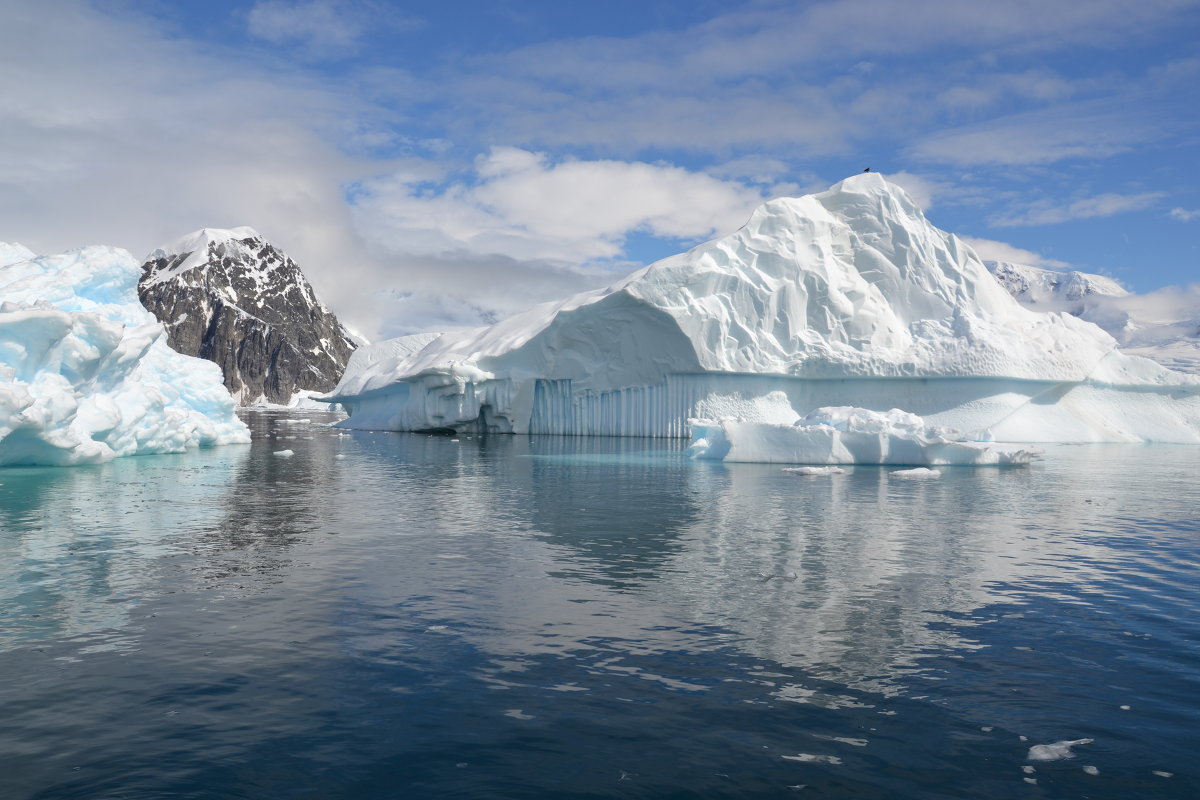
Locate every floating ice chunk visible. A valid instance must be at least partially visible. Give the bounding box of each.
[272,449,294,457]
[1082,766,1099,775]
[690,407,1039,465]
[1027,738,1094,761]
[334,454,346,460]
[782,754,842,764]
[783,466,846,476]
[1153,770,1173,778]
[890,468,942,478]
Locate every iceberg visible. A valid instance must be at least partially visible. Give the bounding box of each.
[326,174,1200,444]
[688,403,1038,465]
[0,243,250,466]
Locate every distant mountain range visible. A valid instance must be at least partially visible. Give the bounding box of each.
[986,261,1200,375]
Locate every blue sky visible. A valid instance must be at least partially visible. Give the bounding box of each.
[1,0,1198,337]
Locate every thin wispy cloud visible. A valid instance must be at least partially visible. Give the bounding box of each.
[991,191,1166,227]
[246,0,418,60]
[1170,207,1200,221]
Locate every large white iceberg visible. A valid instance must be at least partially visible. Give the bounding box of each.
[326,174,1200,444]
[0,243,249,466]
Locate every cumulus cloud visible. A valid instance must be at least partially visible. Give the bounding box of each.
[350,147,769,333]
[990,191,1166,227]
[958,236,1071,269]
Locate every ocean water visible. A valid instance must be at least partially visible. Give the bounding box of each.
[2,410,1199,799]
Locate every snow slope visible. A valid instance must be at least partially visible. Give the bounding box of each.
[326,174,1200,443]
[0,244,249,466]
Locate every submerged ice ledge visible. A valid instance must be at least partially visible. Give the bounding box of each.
[688,405,1040,466]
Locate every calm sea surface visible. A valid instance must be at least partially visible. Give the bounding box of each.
[2,410,1199,799]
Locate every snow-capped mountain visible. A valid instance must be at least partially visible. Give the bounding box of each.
[987,261,1200,375]
[326,173,1200,443]
[138,227,357,405]
[986,261,1127,314]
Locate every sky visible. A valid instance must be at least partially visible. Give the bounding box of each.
[1,0,1197,339]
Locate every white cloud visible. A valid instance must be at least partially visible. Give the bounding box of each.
[0,1,389,335]
[349,148,769,331]
[353,147,765,264]
[958,236,1070,269]
[990,191,1166,227]
[1170,207,1200,222]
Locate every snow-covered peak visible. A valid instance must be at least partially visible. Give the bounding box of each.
[142,226,266,287]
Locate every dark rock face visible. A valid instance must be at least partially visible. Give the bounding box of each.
[138,228,357,405]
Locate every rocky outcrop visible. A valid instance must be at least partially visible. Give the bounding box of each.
[138,227,357,405]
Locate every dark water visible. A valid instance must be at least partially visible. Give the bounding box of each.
[2,410,1199,799]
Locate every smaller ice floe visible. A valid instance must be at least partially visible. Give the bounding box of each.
[1027,738,1093,761]
[890,467,941,478]
[1083,766,1099,775]
[689,406,1039,466]
[782,754,842,764]
[783,466,845,476]
[272,449,294,457]
[759,571,799,582]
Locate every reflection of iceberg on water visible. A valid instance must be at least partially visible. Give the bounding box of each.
[327,174,1200,448]
[688,400,1039,465]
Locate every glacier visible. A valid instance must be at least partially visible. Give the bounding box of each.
[325,174,1200,449]
[0,242,249,466]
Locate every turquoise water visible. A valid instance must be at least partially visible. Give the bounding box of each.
[2,411,1199,798]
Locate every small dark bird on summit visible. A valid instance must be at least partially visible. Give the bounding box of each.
[863,167,871,172]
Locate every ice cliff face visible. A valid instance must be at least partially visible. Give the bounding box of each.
[138,227,357,405]
[327,174,1200,443]
[0,243,249,466]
